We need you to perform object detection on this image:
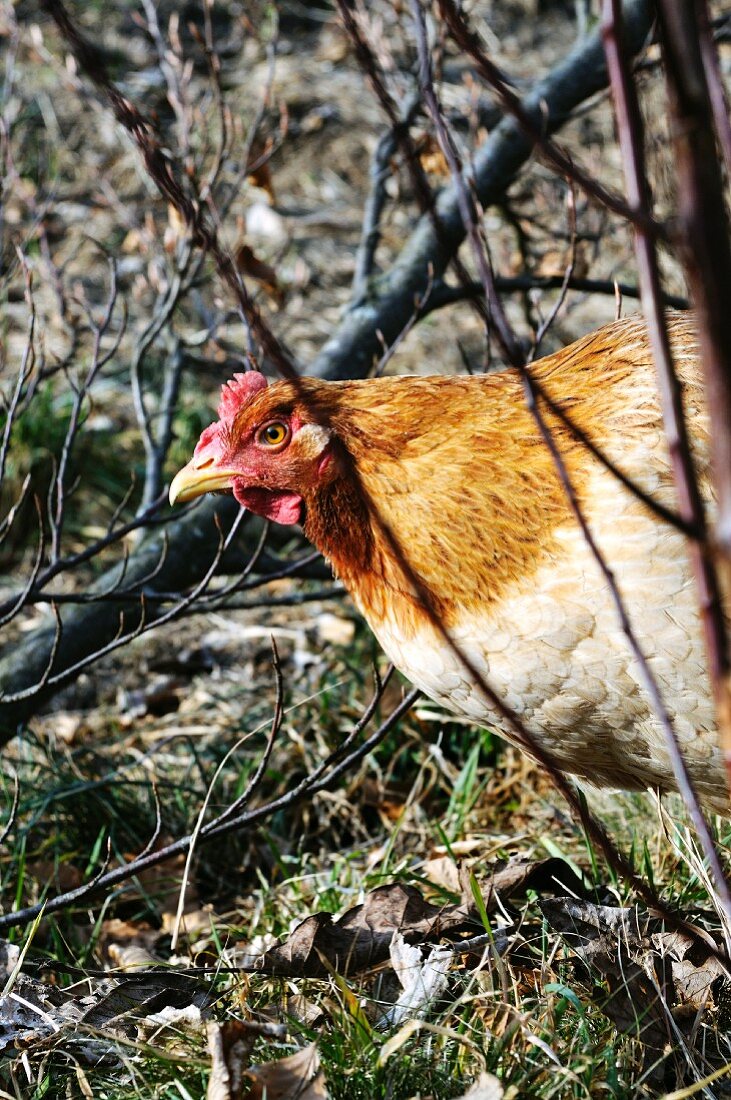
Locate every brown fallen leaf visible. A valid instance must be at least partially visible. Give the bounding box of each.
[137,1002,204,1045]
[246,135,277,203]
[53,712,90,745]
[81,970,214,1032]
[160,907,215,940]
[259,859,584,979]
[601,954,676,1050]
[207,1019,256,1100]
[481,856,592,908]
[414,132,451,178]
[539,897,646,948]
[235,243,284,305]
[259,883,475,979]
[0,972,85,1057]
[286,994,326,1028]
[244,1043,327,1100]
[454,1072,504,1100]
[541,897,731,1059]
[259,910,395,978]
[98,918,162,967]
[107,943,158,972]
[422,855,462,893]
[0,937,216,1065]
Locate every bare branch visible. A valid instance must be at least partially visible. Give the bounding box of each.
[436,0,662,238]
[353,93,422,304]
[314,0,654,381]
[41,0,298,380]
[528,184,577,362]
[0,679,417,931]
[412,0,523,368]
[655,0,731,565]
[425,273,688,312]
[602,0,731,794]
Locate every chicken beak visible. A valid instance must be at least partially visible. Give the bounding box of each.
[169,458,239,505]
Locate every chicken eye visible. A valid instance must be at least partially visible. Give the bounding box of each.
[259,421,289,447]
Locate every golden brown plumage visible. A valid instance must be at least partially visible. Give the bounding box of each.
[170,312,729,811]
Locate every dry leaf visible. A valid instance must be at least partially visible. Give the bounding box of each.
[107,944,157,971]
[246,136,276,203]
[415,133,450,178]
[81,970,213,1032]
[0,971,120,1064]
[54,713,89,744]
[454,1072,504,1100]
[235,243,284,305]
[422,855,462,893]
[98,918,161,966]
[481,856,590,908]
[381,933,451,1027]
[244,1043,327,1100]
[259,859,587,979]
[259,883,475,979]
[138,1003,203,1038]
[652,928,727,1009]
[207,1019,256,1100]
[286,994,325,1027]
[541,897,731,1057]
[160,907,214,939]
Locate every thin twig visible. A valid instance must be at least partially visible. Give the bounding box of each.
[49,261,120,563]
[602,0,731,802]
[424,274,688,312]
[0,683,417,930]
[353,93,422,304]
[436,0,663,239]
[0,258,36,488]
[170,641,285,951]
[696,0,731,180]
[0,509,246,704]
[411,0,523,368]
[528,182,577,362]
[0,774,20,848]
[42,0,297,380]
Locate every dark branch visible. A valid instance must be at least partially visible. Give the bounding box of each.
[0,0,655,742]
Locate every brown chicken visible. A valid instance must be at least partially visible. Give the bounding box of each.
[170,312,728,811]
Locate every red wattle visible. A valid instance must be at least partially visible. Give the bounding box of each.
[234,485,303,525]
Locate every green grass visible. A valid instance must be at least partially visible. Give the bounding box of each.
[1,646,724,1098]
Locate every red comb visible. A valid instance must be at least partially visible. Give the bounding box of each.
[217,371,268,422]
